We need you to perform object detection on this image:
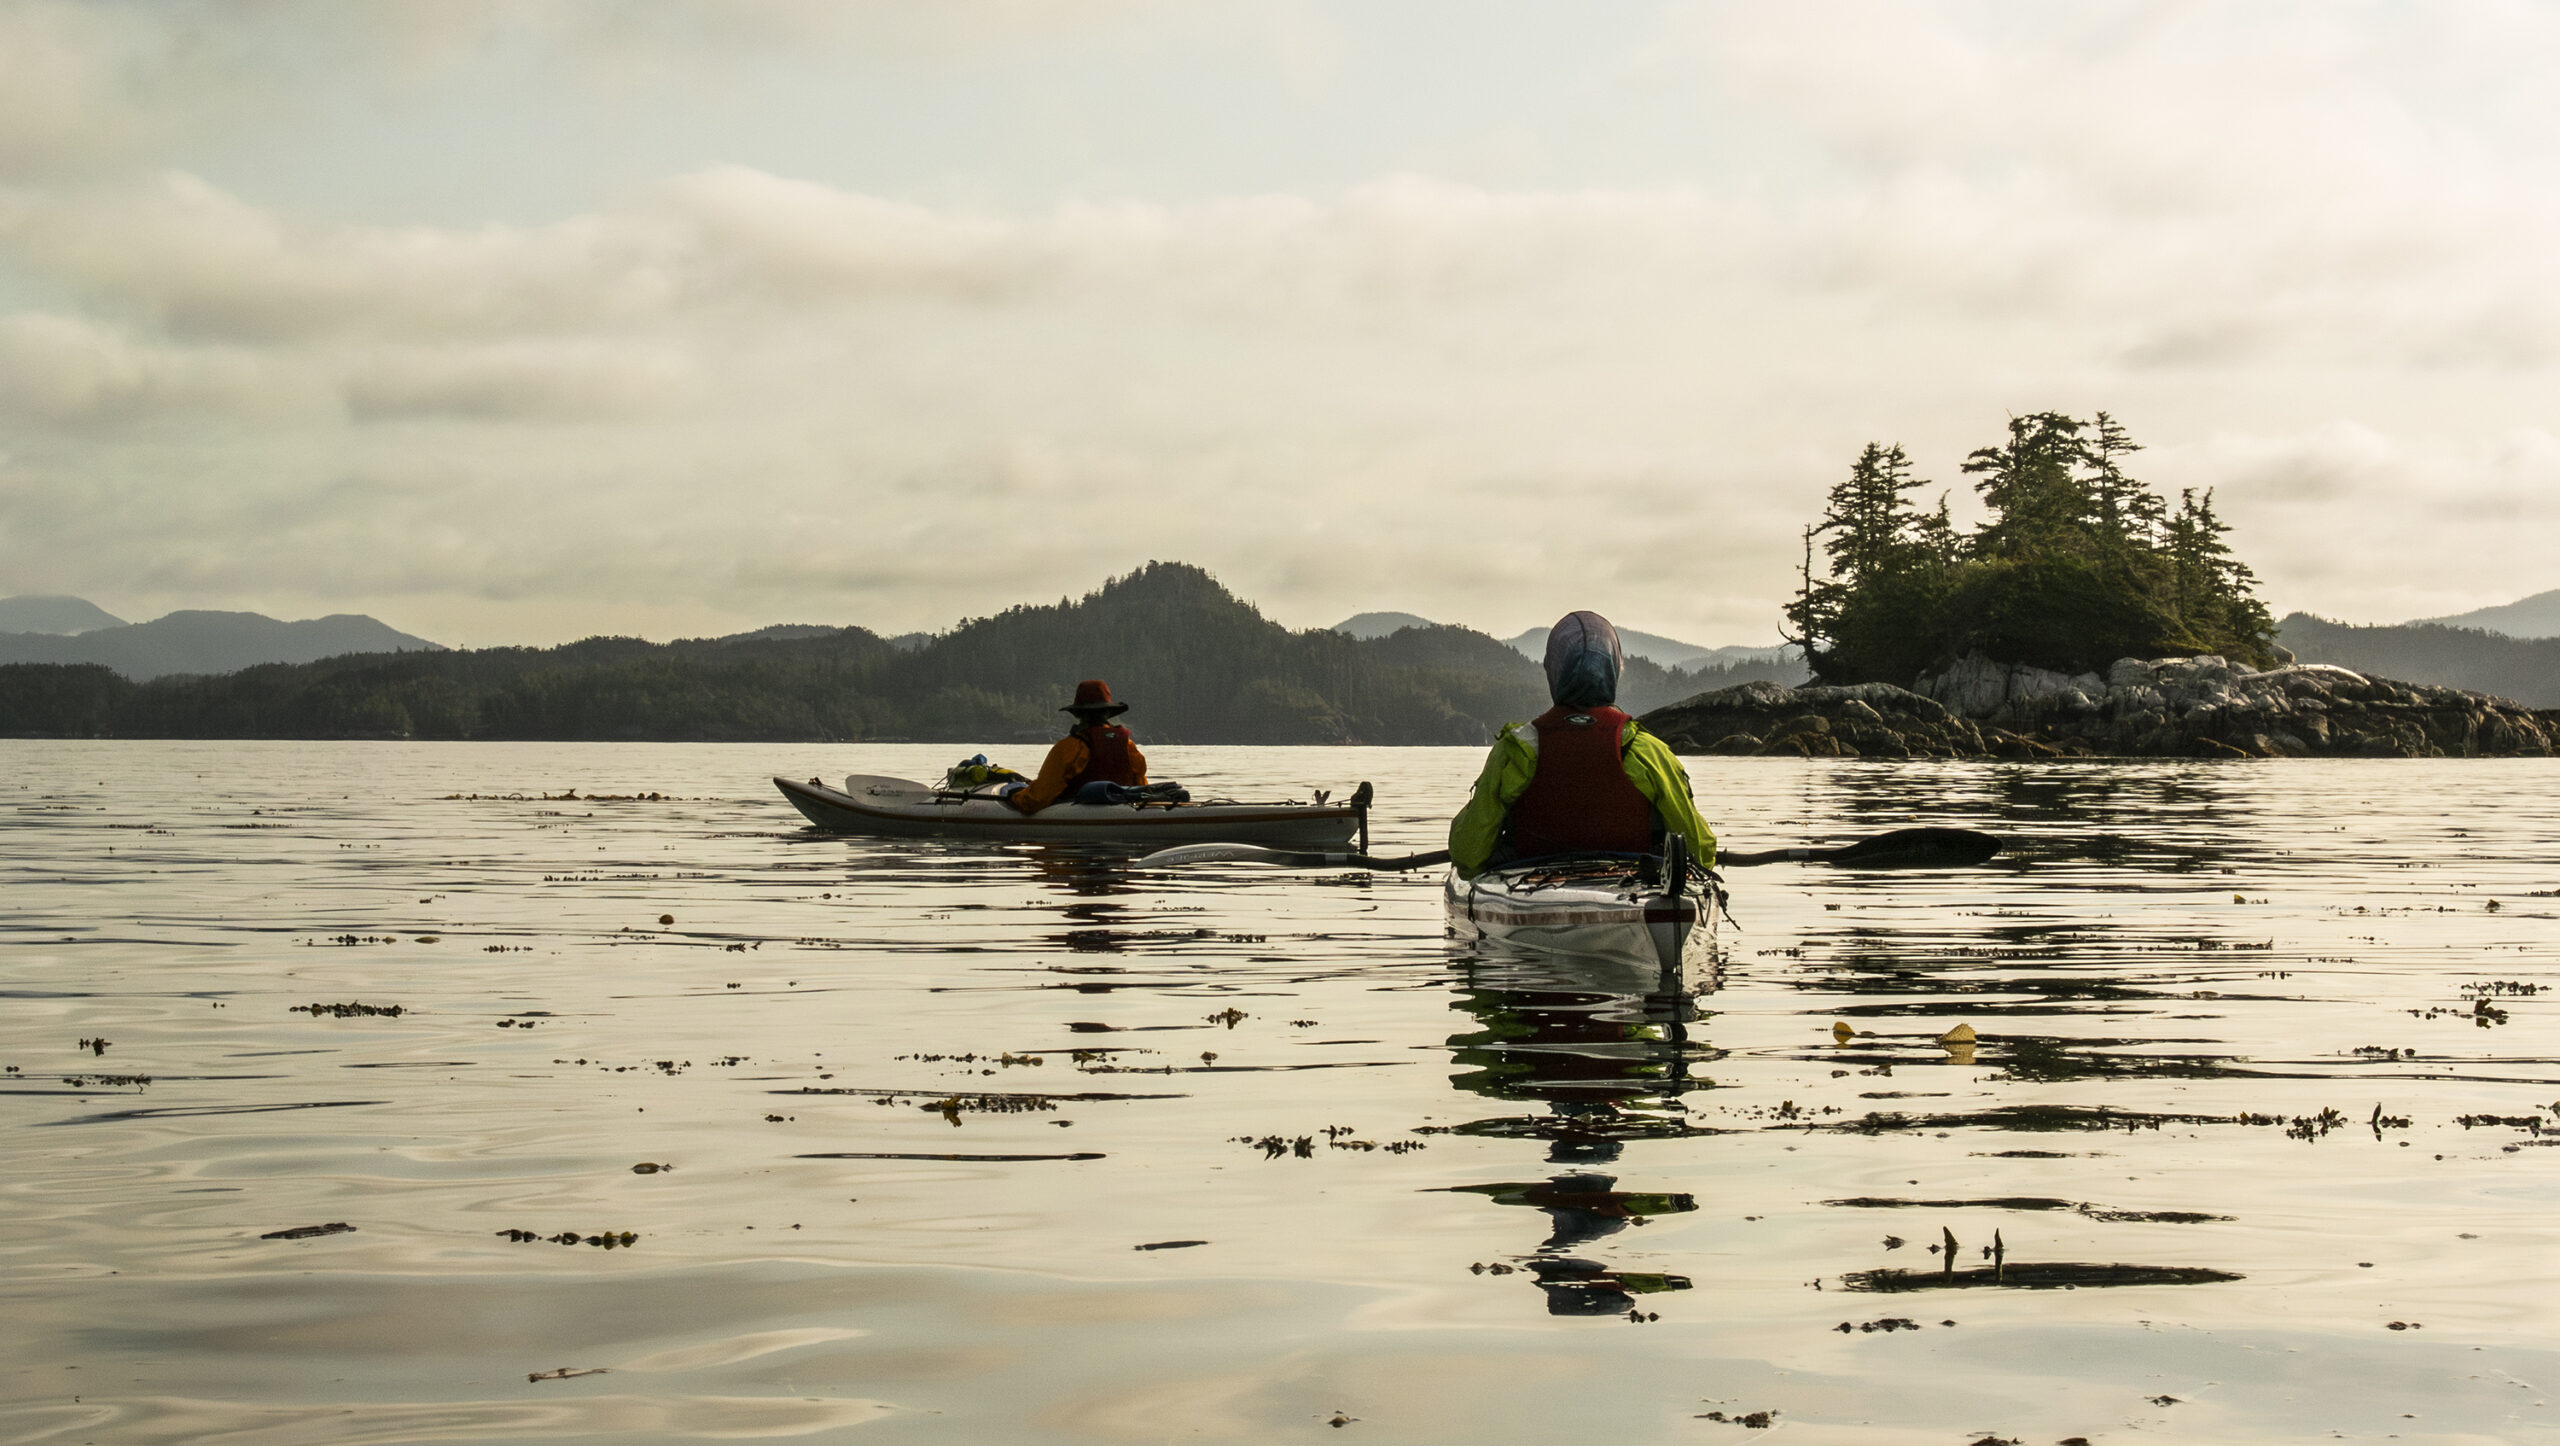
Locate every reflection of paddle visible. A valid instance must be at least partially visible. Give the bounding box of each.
[1138,843,1452,871]
[1719,827,2002,869]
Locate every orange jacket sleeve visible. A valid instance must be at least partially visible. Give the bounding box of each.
[1011,736,1089,813]
[1126,739,1148,784]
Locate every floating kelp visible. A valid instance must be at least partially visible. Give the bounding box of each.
[1517,1256,1694,1317]
[1829,1104,2251,1134]
[794,1151,1103,1162]
[1419,1112,1731,1143]
[1444,1179,1698,1217]
[1824,1196,2230,1224]
[41,1099,384,1127]
[496,1229,638,1247]
[1232,1127,1425,1159]
[1842,1261,2243,1291]
[779,1087,1180,1102]
[262,1222,355,1240]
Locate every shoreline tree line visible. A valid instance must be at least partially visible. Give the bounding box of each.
[0,563,1805,744]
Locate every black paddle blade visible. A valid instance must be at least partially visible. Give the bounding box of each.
[1822,827,2002,868]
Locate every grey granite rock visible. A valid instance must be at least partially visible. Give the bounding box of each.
[1641,653,2556,760]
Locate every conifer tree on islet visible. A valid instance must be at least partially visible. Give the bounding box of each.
[1785,412,2275,685]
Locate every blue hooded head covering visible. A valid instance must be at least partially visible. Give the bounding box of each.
[1542,611,1623,708]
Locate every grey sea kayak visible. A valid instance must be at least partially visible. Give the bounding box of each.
[774,773,1365,847]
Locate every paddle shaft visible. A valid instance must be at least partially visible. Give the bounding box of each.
[1717,846,1833,866]
[1719,826,2003,868]
[1267,847,1449,871]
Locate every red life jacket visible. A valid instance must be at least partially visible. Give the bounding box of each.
[1062,723,1143,791]
[1506,705,1657,858]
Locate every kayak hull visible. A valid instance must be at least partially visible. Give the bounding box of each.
[1444,857,1715,971]
[774,774,1362,848]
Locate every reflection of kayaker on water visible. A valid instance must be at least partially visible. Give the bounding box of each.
[1008,679,1152,813]
[1448,612,1717,878]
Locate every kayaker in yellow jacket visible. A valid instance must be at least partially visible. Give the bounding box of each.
[1448,611,1716,878]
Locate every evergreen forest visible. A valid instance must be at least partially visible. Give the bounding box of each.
[0,563,1802,744]
[2276,613,2560,709]
[1784,412,2277,684]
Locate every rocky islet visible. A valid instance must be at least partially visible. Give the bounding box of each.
[1641,654,2556,760]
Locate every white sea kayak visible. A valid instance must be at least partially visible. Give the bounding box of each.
[1444,847,1720,970]
[774,773,1365,847]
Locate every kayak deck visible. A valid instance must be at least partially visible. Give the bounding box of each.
[775,773,1363,847]
[1445,854,1720,970]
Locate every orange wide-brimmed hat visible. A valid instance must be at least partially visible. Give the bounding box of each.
[1061,679,1129,716]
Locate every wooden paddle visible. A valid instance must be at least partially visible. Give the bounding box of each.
[1140,827,2000,872]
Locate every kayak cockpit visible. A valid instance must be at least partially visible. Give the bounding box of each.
[1445,845,1723,971]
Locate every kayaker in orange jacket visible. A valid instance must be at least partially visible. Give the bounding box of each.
[1008,679,1151,813]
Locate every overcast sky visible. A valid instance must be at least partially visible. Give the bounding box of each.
[2,0,2556,648]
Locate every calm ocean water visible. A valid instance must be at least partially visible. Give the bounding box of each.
[4,741,2558,1444]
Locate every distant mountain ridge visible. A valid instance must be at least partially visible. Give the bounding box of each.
[2278,613,2560,708]
[1498,629,1794,672]
[705,624,844,644]
[1328,610,1787,671]
[1330,611,1439,641]
[2416,589,2560,640]
[2,564,1806,742]
[0,608,443,682]
[0,596,126,635]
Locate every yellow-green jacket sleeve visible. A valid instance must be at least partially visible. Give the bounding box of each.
[1447,725,1534,877]
[1622,724,1716,867]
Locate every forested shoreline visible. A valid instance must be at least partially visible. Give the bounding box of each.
[12,547,2549,748]
[2277,614,2560,708]
[0,563,1803,745]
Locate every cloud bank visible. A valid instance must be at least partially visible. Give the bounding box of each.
[0,1,2555,644]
